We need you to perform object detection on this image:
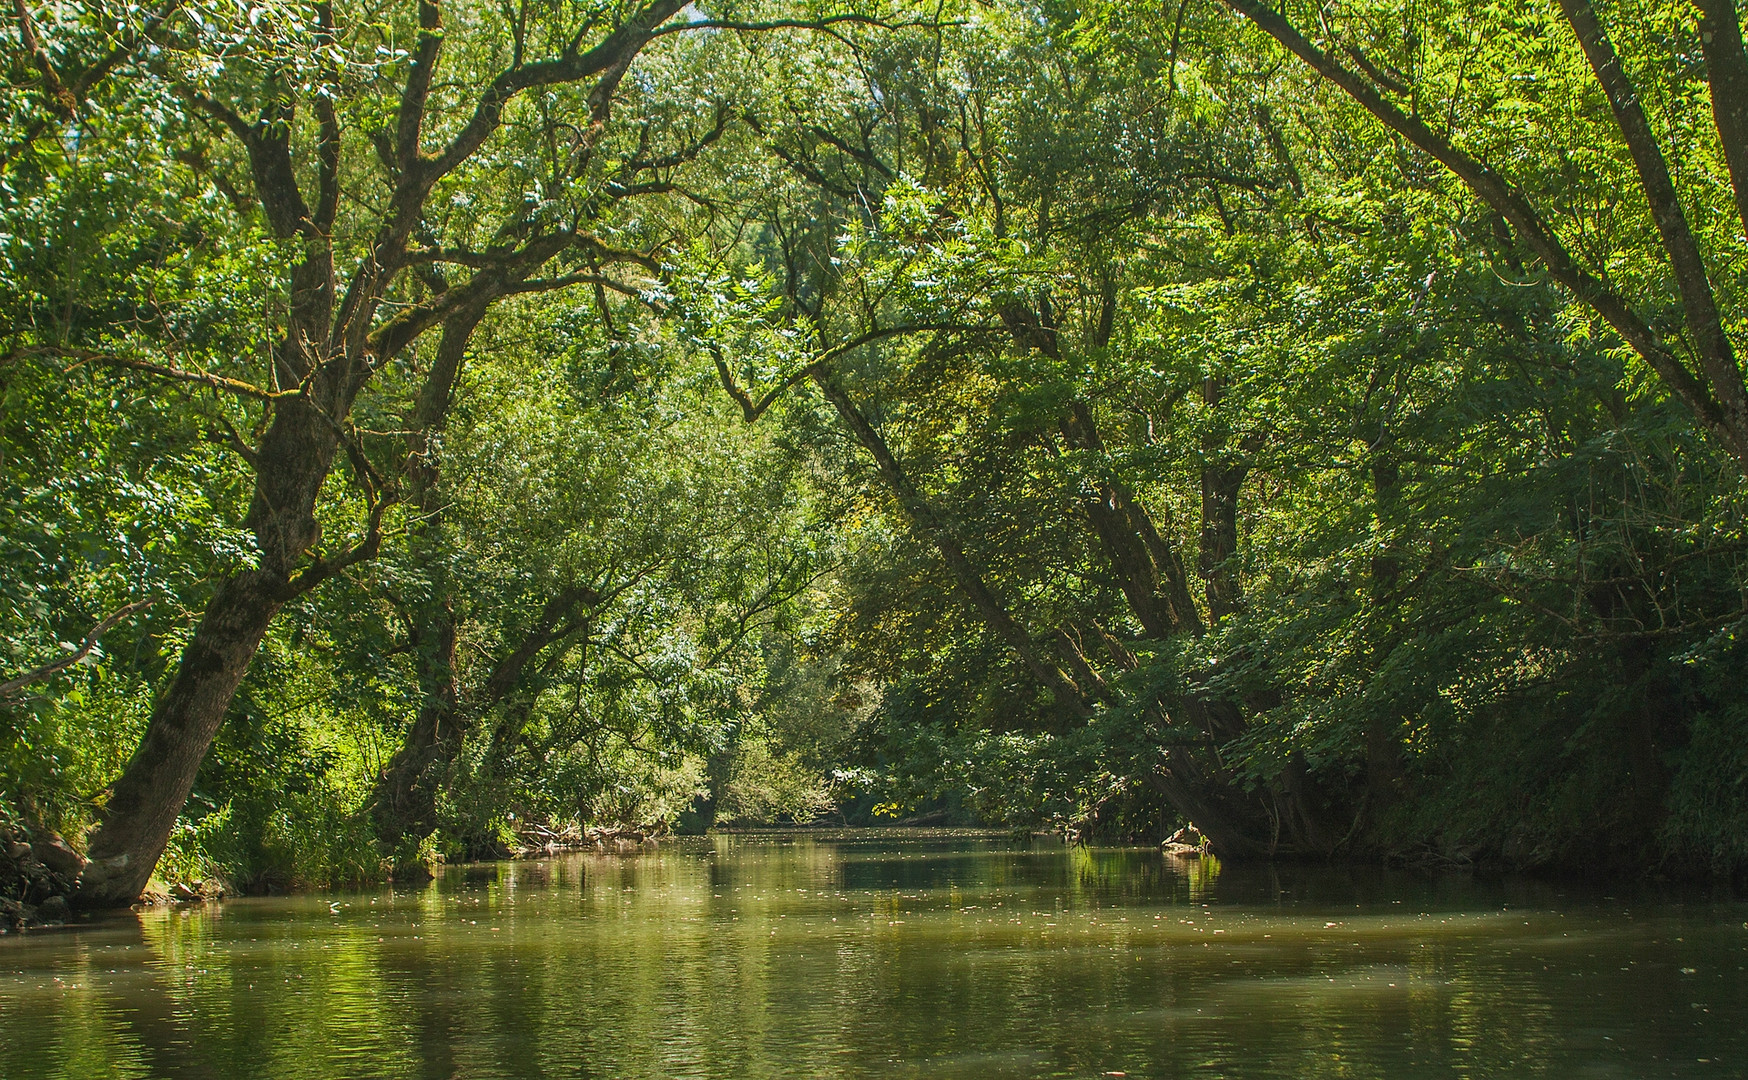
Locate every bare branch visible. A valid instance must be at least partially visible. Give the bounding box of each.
[283,497,392,597]
[702,556,832,668]
[712,322,981,424]
[504,272,657,302]
[7,345,297,401]
[809,124,894,178]
[627,104,732,172]
[1344,44,1410,96]
[422,0,684,193]
[405,236,662,273]
[648,13,959,44]
[0,599,157,701]
[714,349,821,423]
[396,0,445,171]
[205,415,261,466]
[365,233,570,364]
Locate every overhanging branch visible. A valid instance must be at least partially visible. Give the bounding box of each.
[0,599,158,701]
[712,322,985,424]
[8,346,297,401]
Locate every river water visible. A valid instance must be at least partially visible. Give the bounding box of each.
[1,829,1745,1078]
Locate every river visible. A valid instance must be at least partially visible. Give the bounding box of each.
[1,829,1745,1078]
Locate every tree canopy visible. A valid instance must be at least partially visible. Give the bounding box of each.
[4,0,1748,910]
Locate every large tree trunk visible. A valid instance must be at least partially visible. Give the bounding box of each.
[74,573,287,905]
[65,0,678,908]
[76,399,340,907]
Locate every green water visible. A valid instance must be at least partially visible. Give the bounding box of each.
[2,830,1746,1079]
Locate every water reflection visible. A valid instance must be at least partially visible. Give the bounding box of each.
[2,830,1745,1078]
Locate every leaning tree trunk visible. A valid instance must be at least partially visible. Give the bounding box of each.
[1058,400,1203,639]
[366,301,486,854]
[74,573,288,905]
[368,582,598,853]
[1060,386,1340,854]
[76,399,340,906]
[810,368,1097,716]
[68,0,681,907]
[996,300,1335,855]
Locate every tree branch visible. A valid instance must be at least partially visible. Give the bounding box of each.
[14,0,76,117]
[1556,0,1748,453]
[0,599,157,701]
[627,104,732,172]
[283,497,392,597]
[714,350,820,423]
[648,13,958,45]
[396,0,444,171]
[504,272,656,301]
[8,345,298,401]
[1222,0,1748,472]
[712,323,981,424]
[1696,0,1748,243]
[423,0,684,193]
[312,0,342,232]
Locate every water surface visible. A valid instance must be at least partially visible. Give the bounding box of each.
[2,829,1745,1078]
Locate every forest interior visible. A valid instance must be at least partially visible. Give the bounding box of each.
[7,0,1748,923]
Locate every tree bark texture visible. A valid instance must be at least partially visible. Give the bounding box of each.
[75,572,288,905]
[79,385,350,906]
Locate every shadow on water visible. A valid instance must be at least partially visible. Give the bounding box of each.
[2,829,1746,1079]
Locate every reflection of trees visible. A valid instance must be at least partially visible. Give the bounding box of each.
[3,845,1721,1079]
[0,919,157,1078]
[134,900,430,1078]
[1183,854,1222,902]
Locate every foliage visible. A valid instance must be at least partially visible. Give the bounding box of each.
[4,0,1748,895]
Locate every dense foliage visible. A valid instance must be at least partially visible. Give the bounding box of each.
[3,0,1748,903]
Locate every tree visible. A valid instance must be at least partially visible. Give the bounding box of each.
[1222,0,1748,475]
[4,0,711,905]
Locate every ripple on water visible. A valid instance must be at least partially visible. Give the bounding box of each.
[1,832,1746,1079]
